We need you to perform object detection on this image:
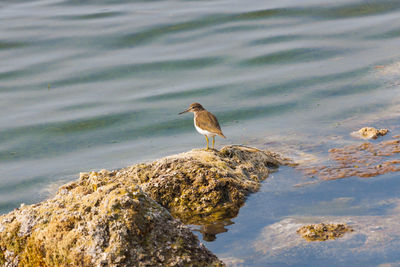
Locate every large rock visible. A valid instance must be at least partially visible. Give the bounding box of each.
[0,145,286,266]
[117,145,286,224]
[0,181,224,266]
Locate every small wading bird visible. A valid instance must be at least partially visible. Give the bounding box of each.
[179,102,226,150]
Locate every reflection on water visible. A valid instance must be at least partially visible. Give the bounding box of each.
[2,0,400,265]
[191,220,234,242]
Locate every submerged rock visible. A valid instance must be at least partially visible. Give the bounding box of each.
[297,223,353,241]
[302,137,400,180]
[351,127,388,140]
[0,179,224,266]
[253,198,400,265]
[117,145,286,224]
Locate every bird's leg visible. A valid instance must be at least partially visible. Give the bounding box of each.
[205,135,209,150]
[212,136,215,149]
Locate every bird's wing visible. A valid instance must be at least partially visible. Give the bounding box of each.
[196,111,226,138]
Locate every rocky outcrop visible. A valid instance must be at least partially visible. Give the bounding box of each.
[0,182,224,267]
[0,145,286,266]
[117,145,286,224]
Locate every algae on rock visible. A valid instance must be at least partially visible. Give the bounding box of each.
[302,137,400,180]
[297,223,353,241]
[0,174,224,266]
[117,145,286,224]
[351,127,388,140]
[0,145,286,266]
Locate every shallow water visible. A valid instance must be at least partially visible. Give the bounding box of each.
[2,0,400,265]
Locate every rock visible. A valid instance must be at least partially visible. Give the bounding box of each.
[0,182,224,266]
[252,201,400,265]
[117,145,286,224]
[0,145,286,266]
[296,223,353,241]
[351,127,388,140]
[301,138,400,180]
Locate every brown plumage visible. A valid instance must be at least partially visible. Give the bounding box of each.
[194,110,226,138]
[179,102,226,149]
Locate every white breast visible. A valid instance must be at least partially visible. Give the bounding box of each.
[194,119,216,137]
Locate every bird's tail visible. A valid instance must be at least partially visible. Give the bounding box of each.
[218,132,226,138]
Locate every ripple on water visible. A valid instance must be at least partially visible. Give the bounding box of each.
[2,0,400,265]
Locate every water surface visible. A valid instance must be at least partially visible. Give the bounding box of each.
[1,0,400,265]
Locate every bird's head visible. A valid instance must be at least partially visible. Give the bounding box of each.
[179,102,204,114]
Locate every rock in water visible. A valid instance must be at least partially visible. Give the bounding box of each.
[0,182,224,266]
[0,145,286,266]
[301,138,400,180]
[297,223,354,241]
[351,127,388,140]
[117,145,286,224]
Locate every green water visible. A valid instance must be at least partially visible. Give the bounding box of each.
[2,0,400,265]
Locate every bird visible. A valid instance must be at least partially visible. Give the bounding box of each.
[179,102,226,150]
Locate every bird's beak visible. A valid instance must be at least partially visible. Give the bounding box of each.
[178,109,189,115]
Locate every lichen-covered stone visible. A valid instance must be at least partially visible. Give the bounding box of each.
[0,145,285,266]
[351,127,388,140]
[117,145,285,224]
[0,180,224,266]
[296,223,353,241]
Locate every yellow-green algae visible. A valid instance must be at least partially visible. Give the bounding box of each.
[117,145,286,224]
[0,145,286,266]
[0,172,224,266]
[297,223,354,241]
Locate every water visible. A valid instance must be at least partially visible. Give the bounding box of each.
[2,0,400,265]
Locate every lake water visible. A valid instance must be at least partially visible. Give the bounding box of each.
[2,0,400,265]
